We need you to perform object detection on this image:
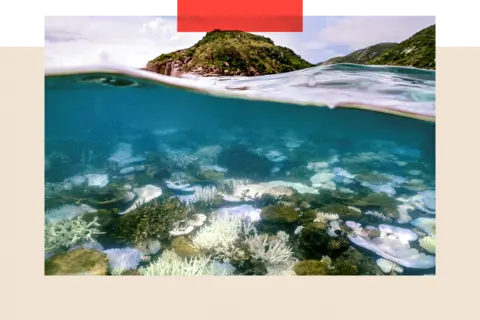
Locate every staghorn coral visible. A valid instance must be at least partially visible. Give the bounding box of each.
[191,213,245,258]
[138,250,235,276]
[45,215,105,254]
[364,210,392,222]
[314,211,340,223]
[192,185,219,204]
[245,230,294,266]
[265,258,298,276]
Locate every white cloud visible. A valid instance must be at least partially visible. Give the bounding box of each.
[309,16,435,51]
[45,16,205,68]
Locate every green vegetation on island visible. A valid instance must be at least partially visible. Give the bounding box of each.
[146,30,314,76]
[318,25,435,70]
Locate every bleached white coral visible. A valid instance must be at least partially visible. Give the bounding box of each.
[419,235,436,254]
[364,210,392,222]
[45,215,104,253]
[138,250,235,276]
[266,258,298,276]
[376,258,404,274]
[192,185,218,203]
[396,204,414,224]
[314,211,339,223]
[347,206,362,213]
[103,248,142,272]
[191,213,243,255]
[327,220,342,237]
[294,226,304,235]
[245,231,293,266]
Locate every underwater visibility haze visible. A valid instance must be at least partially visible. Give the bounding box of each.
[44,64,436,276]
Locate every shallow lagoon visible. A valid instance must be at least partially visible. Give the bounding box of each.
[44,65,436,276]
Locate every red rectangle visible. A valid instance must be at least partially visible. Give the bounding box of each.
[175,0,304,16]
[306,0,480,8]
[177,16,303,32]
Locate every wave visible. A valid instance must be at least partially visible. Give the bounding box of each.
[45,63,435,122]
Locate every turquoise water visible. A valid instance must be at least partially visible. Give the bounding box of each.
[44,65,436,276]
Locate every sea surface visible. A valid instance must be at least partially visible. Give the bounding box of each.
[44,64,436,276]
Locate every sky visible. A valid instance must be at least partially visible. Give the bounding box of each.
[45,16,435,68]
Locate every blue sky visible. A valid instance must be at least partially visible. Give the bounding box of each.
[45,16,435,68]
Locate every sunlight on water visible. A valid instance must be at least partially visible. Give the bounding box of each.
[44,65,436,276]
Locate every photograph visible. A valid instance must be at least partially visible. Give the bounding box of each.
[44,16,436,276]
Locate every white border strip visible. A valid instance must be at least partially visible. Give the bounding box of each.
[40,8,440,15]
[440,40,480,46]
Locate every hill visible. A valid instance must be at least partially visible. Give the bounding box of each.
[317,25,435,70]
[146,30,314,77]
[367,25,435,69]
[318,43,398,66]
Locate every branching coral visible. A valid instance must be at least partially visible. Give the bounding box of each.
[364,210,392,222]
[192,185,219,203]
[191,213,243,255]
[45,215,104,254]
[245,230,294,266]
[138,250,235,276]
[266,258,297,276]
[314,211,340,223]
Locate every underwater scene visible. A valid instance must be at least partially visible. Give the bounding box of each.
[44,64,436,276]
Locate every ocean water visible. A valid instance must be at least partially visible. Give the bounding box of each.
[44,64,436,276]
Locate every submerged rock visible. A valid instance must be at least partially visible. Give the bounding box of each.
[45,249,109,275]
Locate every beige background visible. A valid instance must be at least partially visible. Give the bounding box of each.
[3,47,478,319]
